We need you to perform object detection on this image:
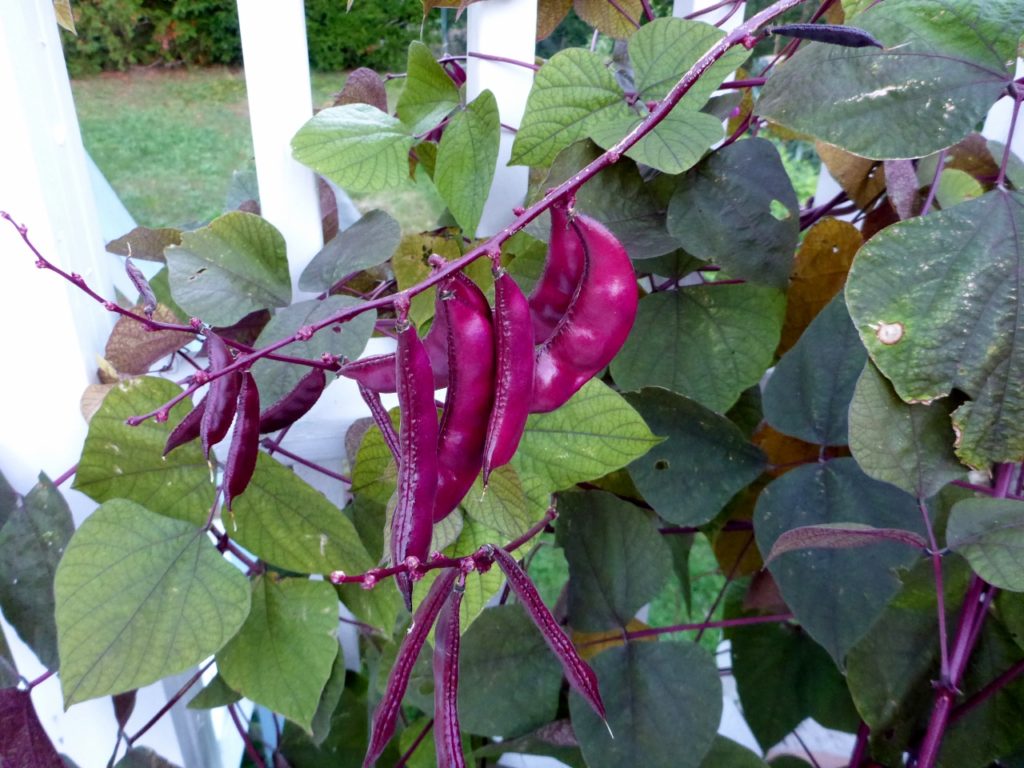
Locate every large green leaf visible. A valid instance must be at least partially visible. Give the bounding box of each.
[754,458,924,665]
[166,212,291,327]
[667,138,798,289]
[763,295,866,446]
[298,210,402,293]
[462,464,539,541]
[511,379,662,492]
[457,604,563,737]
[186,674,241,710]
[74,377,214,526]
[757,0,1021,158]
[396,41,461,135]
[727,620,859,750]
[558,491,672,632]
[278,673,378,768]
[610,286,786,413]
[231,453,375,576]
[947,497,1024,591]
[699,736,767,768]
[435,89,500,235]
[848,360,965,498]
[625,389,766,526]
[845,190,1024,467]
[310,645,346,746]
[250,296,375,407]
[0,470,17,530]
[589,110,724,176]
[292,104,416,193]
[570,642,721,768]
[510,49,634,167]
[217,575,338,731]
[54,500,250,705]
[0,474,73,669]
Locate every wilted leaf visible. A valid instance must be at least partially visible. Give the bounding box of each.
[104,305,193,375]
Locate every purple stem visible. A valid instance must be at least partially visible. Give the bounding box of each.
[51,464,77,488]
[720,77,768,89]
[683,0,742,20]
[799,189,850,230]
[639,0,655,22]
[996,89,1024,188]
[127,660,213,745]
[696,533,754,643]
[228,703,266,768]
[849,721,870,768]
[393,718,434,768]
[467,51,539,71]
[920,498,950,681]
[920,149,947,217]
[949,657,1024,726]
[209,526,260,572]
[659,520,752,535]
[793,729,823,768]
[602,612,794,645]
[27,669,55,689]
[258,440,352,484]
[605,0,641,28]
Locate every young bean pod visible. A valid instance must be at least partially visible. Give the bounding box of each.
[358,382,400,463]
[201,332,243,458]
[528,198,586,344]
[223,372,260,510]
[482,270,535,483]
[766,22,883,48]
[257,367,327,434]
[392,296,439,611]
[163,396,206,456]
[434,272,495,521]
[363,569,459,768]
[530,214,638,413]
[433,573,466,768]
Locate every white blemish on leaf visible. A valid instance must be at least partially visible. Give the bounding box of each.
[875,321,904,345]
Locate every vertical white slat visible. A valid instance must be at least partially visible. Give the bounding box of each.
[466,0,538,237]
[236,0,323,299]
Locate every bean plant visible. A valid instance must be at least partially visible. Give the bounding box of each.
[4,0,1024,766]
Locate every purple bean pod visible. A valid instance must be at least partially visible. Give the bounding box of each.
[362,568,459,768]
[766,22,883,48]
[434,272,496,521]
[528,198,586,344]
[339,308,449,393]
[530,213,638,413]
[163,396,206,456]
[393,295,439,611]
[257,367,327,434]
[490,545,607,722]
[124,256,157,317]
[482,271,535,484]
[201,332,243,458]
[358,382,400,464]
[223,372,260,510]
[433,573,467,768]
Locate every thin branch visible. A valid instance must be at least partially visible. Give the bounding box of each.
[920,148,947,217]
[52,464,77,488]
[594,612,794,645]
[920,497,950,681]
[259,440,352,484]
[949,656,1024,726]
[393,718,434,768]
[849,721,870,768]
[696,532,754,643]
[228,703,266,768]
[467,51,539,71]
[127,659,213,745]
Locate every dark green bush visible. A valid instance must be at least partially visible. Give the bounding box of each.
[305,0,432,72]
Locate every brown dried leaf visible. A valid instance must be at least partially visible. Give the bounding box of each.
[104,305,193,375]
[318,177,339,243]
[574,0,642,39]
[54,0,76,33]
[333,67,388,113]
[81,383,115,423]
[934,132,1000,181]
[573,618,651,661]
[742,569,787,614]
[815,141,885,208]
[538,0,573,41]
[860,197,899,240]
[778,218,861,353]
[753,423,821,476]
[106,226,182,263]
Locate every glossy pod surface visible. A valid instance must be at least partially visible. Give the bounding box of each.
[257,367,327,434]
[200,332,242,457]
[224,372,260,510]
[528,199,586,344]
[163,396,206,456]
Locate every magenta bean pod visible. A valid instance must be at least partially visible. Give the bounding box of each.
[223,372,260,510]
[433,573,467,768]
[490,545,607,722]
[163,396,206,456]
[362,569,458,768]
[339,306,449,393]
[358,382,400,463]
[530,213,638,413]
[482,270,535,483]
[257,367,327,434]
[528,198,586,344]
[200,332,243,457]
[434,272,496,521]
[392,296,439,611]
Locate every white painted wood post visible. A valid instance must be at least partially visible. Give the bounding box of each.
[466,0,538,237]
[236,0,323,300]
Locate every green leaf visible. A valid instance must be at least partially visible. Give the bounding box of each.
[667,138,799,289]
[848,360,965,498]
[0,471,17,530]
[511,379,662,492]
[231,453,375,576]
[0,473,73,669]
[396,41,460,134]
[624,389,766,526]
[462,464,538,541]
[757,0,1021,159]
[570,642,721,768]
[351,408,400,506]
[947,497,1024,590]
[470,721,586,768]
[217,575,338,731]
[457,604,563,737]
[435,90,500,235]
[0,629,18,688]
[251,296,375,407]
[74,377,214,526]
[727,620,859,751]
[55,499,251,706]
[292,104,416,194]
[754,458,924,665]
[298,210,402,293]
[559,491,672,632]
[935,168,985,209]
[166,212,291,327]
[610,286,786,413]
[278,673,376,768]
[763,295,866,445]
[510,49,633,167]
[699,736,768,768]
[589,110,724,175]
[310,645,347,746]
[845,190,1024,467]
[186,674,241,710]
